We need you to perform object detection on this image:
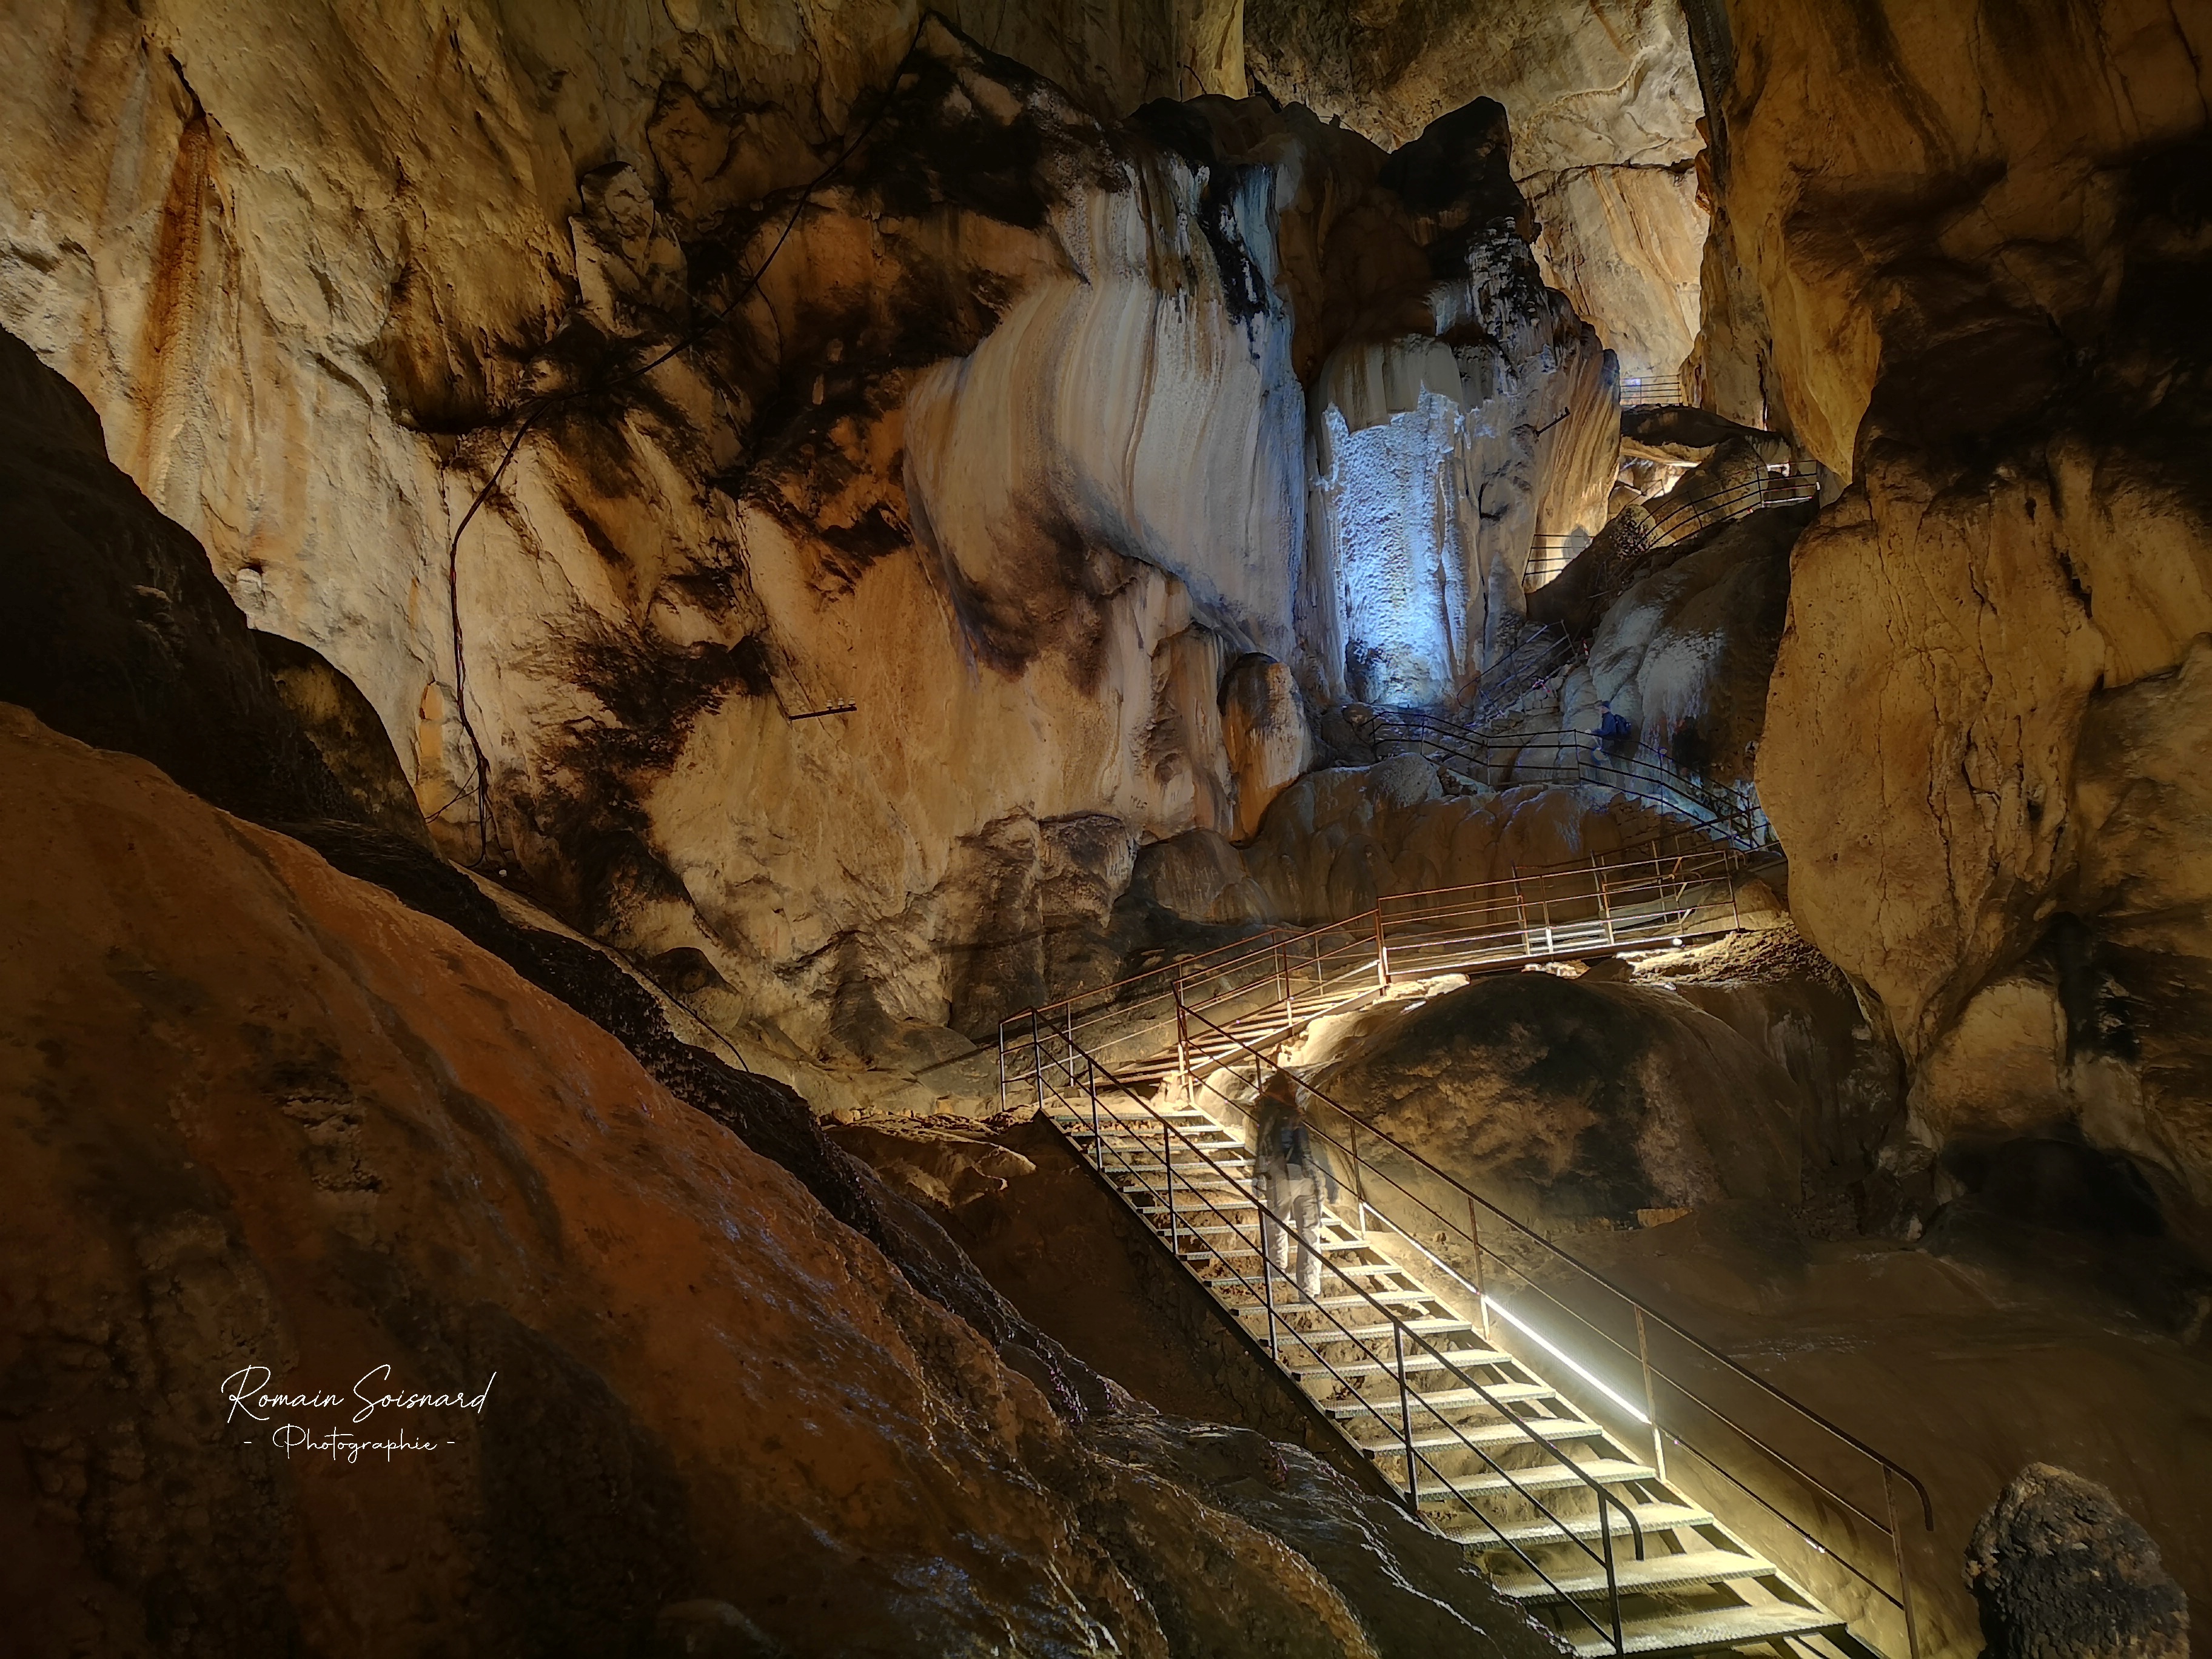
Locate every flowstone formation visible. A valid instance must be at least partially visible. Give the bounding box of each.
[0,4,1620,1091]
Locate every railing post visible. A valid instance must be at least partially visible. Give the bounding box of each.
[1030,1012,1046,1114]
[1261,1223,1280,1358]
[1602,1499,1624,1655]
[1349,1120,1367,1210]
[1164,1115,1178,1256]
[1886,1468,1923,1659]
[997,1022,1008,1116]
[1394,1318,1419,1512]
[1088,1054,1101,1148]
[1468,1194,1490,1337]
[1173,980,1194,1113]
[1374,905,1390,987]
[1065,1004,1077,1090]
[1634,1307,1665,1482]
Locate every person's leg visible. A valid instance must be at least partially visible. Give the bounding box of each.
[1293,1187,1324,1299]
[1258,1175,1290,1279]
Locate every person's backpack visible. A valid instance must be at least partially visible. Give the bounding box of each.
[1276,1120,1310,1170]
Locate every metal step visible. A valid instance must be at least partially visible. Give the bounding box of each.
[1495,1547,1775,1601]
[1449,1500,1715,1550]
[1558,1603,1844,1659]
[1286,1344,1513,1381]
[1311,1317,1476,1342]
[1227,1289,1441,1313]
[1176,1249,1409,1277]
[1422,1456,1657,1498]
[1316,1380,1553,1417]
[1350,1415,1607,1455]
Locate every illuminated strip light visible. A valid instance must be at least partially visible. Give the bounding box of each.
[1358,1202,1652,1426]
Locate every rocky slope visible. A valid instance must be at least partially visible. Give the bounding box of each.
[0,702,1564,1659]
[0,5,1620,1087]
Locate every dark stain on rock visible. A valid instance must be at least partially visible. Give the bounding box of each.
[861,42,1056,232]
[1127,101,1272,326]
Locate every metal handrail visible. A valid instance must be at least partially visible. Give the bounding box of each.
[1156,991,1934,1655]
[1460,625,1582,722]
[1031,1023,1641,1651]
[1620,374,1684,408]
[1356,710,1773,850]
[998,844,1759,1124]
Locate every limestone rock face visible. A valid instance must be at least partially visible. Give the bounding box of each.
[1244,0,1707,377]
[0,328,351,828]
[1701,2,2212,1207]
[1310,210,1618,695]
[1686,1,2211,469]
[1965,1464,2189,1659]
[1554,500,1803,793]
[1222,654,1313,841]
[0,702,1552,1658]
[0,5,1615,1071]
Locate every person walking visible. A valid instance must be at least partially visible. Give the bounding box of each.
[1250,1070,1342,1301]
[1592,699,1635,763]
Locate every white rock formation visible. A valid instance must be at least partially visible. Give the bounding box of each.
[0,4,1621,1070]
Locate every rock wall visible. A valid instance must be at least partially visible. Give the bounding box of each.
[1682,2,2212,1210]
[1243,0,1708,376]
[0,3,1617,1074]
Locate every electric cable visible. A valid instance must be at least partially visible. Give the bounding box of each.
[432,15,930,861]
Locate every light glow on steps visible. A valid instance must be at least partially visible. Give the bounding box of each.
[1356,1201,1653,1426]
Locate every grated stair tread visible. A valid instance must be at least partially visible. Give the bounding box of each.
[1350,1415,1607,1454]
[1316,1380,1553,1416]
[1495,1547,1777,1602]
[1420,1456,1656,1497]
[1559,1602,1843,1659]
[1286,1345,1513,1380]
[1450,1501,1714,1549]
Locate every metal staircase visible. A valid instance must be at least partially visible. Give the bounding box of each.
[1001,850,1934,1659]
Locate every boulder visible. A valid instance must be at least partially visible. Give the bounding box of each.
[1296,970,1804,1230]
[1965,1464,2188,1659]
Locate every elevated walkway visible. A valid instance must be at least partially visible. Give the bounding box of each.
[1000,851,1935,1659]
